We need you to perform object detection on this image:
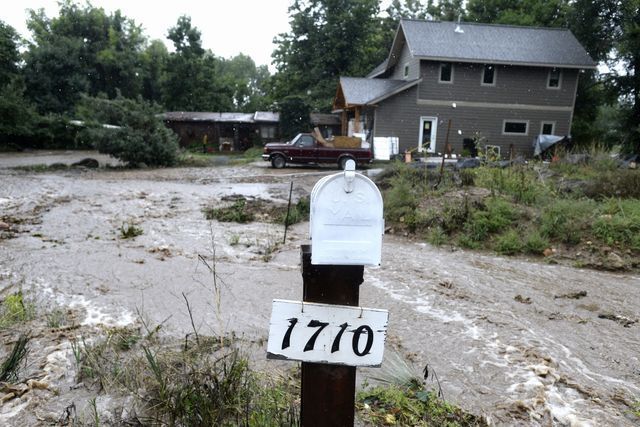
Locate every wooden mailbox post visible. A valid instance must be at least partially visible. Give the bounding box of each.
[267,160,386,426]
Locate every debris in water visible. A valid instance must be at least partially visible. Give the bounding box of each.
[555,290,587,300]
[598,313,637,327]
[514,295,532,304]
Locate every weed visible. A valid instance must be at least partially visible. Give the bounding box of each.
[357,381,486,426]
[0,291,34,329]
[204,199,254,223]
[524,231,550,255]
[120,222,143,239]
[282,196,310,226]
[592,199,640,249]
[462,197,518,242]
[89,397,100,427]
[427,227,447,247]
[495,229,524,255]
[228,234,241,246]
[539,199,595,245]
[0,334,30,382]
[46,307,71,328]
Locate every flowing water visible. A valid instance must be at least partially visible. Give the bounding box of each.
[0,152,638,426]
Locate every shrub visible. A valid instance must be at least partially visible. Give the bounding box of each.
[539,199,595,245]
[77,95,179,167]
[384,166,421,223]
[495,229,524,255]
[463,197,517,242]
[426,227,447,246]
[524,231,550,255]
[592,199,640,249]
[204,199,254,223]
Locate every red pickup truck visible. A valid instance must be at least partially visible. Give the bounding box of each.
[262,133,372,169]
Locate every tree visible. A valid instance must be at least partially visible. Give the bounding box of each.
[0,21,20,87]
[219,54,272,112]
[0,21,39,146]
[162,16,233,111]
[141,39,169,103]
[612,0,640,154]
[466,0,570,27]
[271,0,382,111]
[76,95,179,167]
[278,96,312,139]
[23,1,146,113]
[567,0,618,145]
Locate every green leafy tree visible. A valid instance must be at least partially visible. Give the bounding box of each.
[567,0,618,145]
[271,0,382,111]
[612,0,640,154]
[162,16,233,111]
[23,1,146,113]
[0,21,39,145]
[278,96,312,139]
[466,0,571,27]
[219,54,272,112]
[141,39,169,103]
[0,21,20,87]
[76,95,179,167]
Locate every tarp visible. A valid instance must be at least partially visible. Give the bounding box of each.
[533,134,566,157]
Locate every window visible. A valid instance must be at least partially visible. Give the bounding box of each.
[541,122,555,135]
[503,120,529,135]
[297,135,315,147]
[439,63,453,83]
[482,64,496,86]
[547,68,561,89]
[403,64,409,78]
[260,125,276,139]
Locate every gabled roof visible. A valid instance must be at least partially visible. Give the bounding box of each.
[337,77,420,107]
[380,19,596,74]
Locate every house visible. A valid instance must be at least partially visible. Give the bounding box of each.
[333,19,597,158]
[162,111,341,150]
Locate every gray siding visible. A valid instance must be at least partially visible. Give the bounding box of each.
[374,86,571,157]
[390,43,420,80]
[418,61,578,107]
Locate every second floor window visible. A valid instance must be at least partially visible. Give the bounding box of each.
[548,68,561,89]
[482,64,496,85]
[439,63,453,83]
[404,64,409,78]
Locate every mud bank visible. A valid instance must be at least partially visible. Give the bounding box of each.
[0,152,638,425]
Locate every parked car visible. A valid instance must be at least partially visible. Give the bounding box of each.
[262,133,372,169]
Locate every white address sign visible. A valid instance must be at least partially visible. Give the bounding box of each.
[267,299,389,367]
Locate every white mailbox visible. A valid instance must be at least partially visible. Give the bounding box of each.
[310,160,384,266]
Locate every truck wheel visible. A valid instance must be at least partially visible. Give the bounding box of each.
[271,155,286,169]
[338,156,355,170]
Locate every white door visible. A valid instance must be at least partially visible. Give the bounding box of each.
[418,117,437,153]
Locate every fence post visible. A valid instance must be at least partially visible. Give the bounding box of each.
[300,244,363,427]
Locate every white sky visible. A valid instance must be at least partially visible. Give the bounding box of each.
[3,0,294,69]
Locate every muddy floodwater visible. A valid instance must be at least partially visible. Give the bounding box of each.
[1,151,639,426]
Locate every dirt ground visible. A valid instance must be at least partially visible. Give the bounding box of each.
[0,151,639,426]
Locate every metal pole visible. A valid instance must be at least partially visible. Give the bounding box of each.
[300,245,363,427]
[283,181,294,244]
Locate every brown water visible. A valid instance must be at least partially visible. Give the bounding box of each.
[0,152,638,426]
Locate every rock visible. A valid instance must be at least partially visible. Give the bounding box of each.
[72,158,99,168]
[0,221,10,231]
[606,252,625,270]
